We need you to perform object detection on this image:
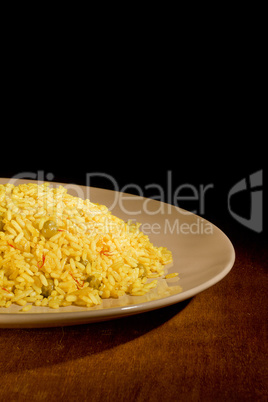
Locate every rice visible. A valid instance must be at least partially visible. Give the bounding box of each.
[0,183,173,310]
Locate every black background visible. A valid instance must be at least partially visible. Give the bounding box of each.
[1,38,265,244]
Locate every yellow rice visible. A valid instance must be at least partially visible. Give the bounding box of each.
[0,183,173,310]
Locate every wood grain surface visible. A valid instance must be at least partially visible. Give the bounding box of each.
[0,228,267,402]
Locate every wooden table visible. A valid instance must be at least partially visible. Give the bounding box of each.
[0,224,267,402]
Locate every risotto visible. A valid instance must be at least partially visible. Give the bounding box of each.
[0,183,173,311]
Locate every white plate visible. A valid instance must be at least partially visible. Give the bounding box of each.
[0,179,235,328]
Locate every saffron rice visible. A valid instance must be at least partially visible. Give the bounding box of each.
[0,183,173,310]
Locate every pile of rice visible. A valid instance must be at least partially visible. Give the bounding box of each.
[0,183,173,311]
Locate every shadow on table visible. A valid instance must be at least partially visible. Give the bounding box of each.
[0,298,192,373]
